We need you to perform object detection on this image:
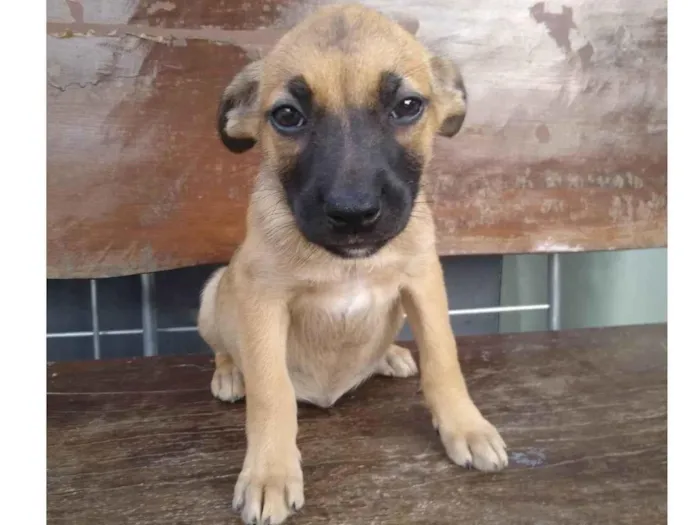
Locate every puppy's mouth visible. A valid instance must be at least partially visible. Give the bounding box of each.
[321,235,389,259]
[323,243,382,259]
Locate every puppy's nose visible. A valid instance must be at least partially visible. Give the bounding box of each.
[323,198,382,231]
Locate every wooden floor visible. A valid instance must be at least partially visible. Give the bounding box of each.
[47,325,667,525]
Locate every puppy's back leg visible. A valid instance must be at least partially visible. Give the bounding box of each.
[375,344,418,378]
[198,267,245,402]
[211,352,245,402]
[374,305,418,378]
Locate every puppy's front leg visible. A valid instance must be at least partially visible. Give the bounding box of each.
[224,281,303,525]
[401,254,508,472]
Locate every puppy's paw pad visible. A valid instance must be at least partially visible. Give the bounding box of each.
[210,365,245,402]
[376,345,418,378]
[233,455,304,525]
[438,416,508,472]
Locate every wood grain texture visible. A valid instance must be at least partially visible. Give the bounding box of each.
[47,325,667,524]
[47,0,667,277]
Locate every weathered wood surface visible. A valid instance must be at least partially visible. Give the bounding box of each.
[47,0,667,278]
[47,324,667,524]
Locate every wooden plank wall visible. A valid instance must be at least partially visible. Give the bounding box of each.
[47,0,667,278]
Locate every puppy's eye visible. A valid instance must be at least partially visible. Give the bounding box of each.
[270,105,306,132]
[390,97,424,124]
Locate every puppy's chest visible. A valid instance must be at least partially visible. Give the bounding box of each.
[297,278,398,318]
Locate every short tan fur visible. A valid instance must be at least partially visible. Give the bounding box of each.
[201,4,507,524]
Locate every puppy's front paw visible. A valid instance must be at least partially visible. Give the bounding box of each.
[434,411,508,472]
[233,448,304,525]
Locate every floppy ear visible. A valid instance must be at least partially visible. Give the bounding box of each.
[217,60,263,153]
[429,56,468,138]
[385,12,420,36]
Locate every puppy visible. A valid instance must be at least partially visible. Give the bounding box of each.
[199,4,507,524]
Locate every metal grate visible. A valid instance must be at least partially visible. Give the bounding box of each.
[46,254,561,358]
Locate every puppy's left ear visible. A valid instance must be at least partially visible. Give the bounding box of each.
[385,12,420,36]
[430,56,467,138]
[217,60,263,153]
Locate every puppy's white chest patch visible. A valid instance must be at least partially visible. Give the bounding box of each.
[323,279,386,317]
[328,280,374,317]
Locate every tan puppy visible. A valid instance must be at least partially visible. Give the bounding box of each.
[199,4,507,524]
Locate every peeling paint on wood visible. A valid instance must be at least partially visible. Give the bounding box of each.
[47,0,666,278]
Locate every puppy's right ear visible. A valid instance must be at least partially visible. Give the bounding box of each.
[429,56,467,138]
[217,60,263,153]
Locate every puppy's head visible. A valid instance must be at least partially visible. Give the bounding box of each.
[218,4,466,259]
